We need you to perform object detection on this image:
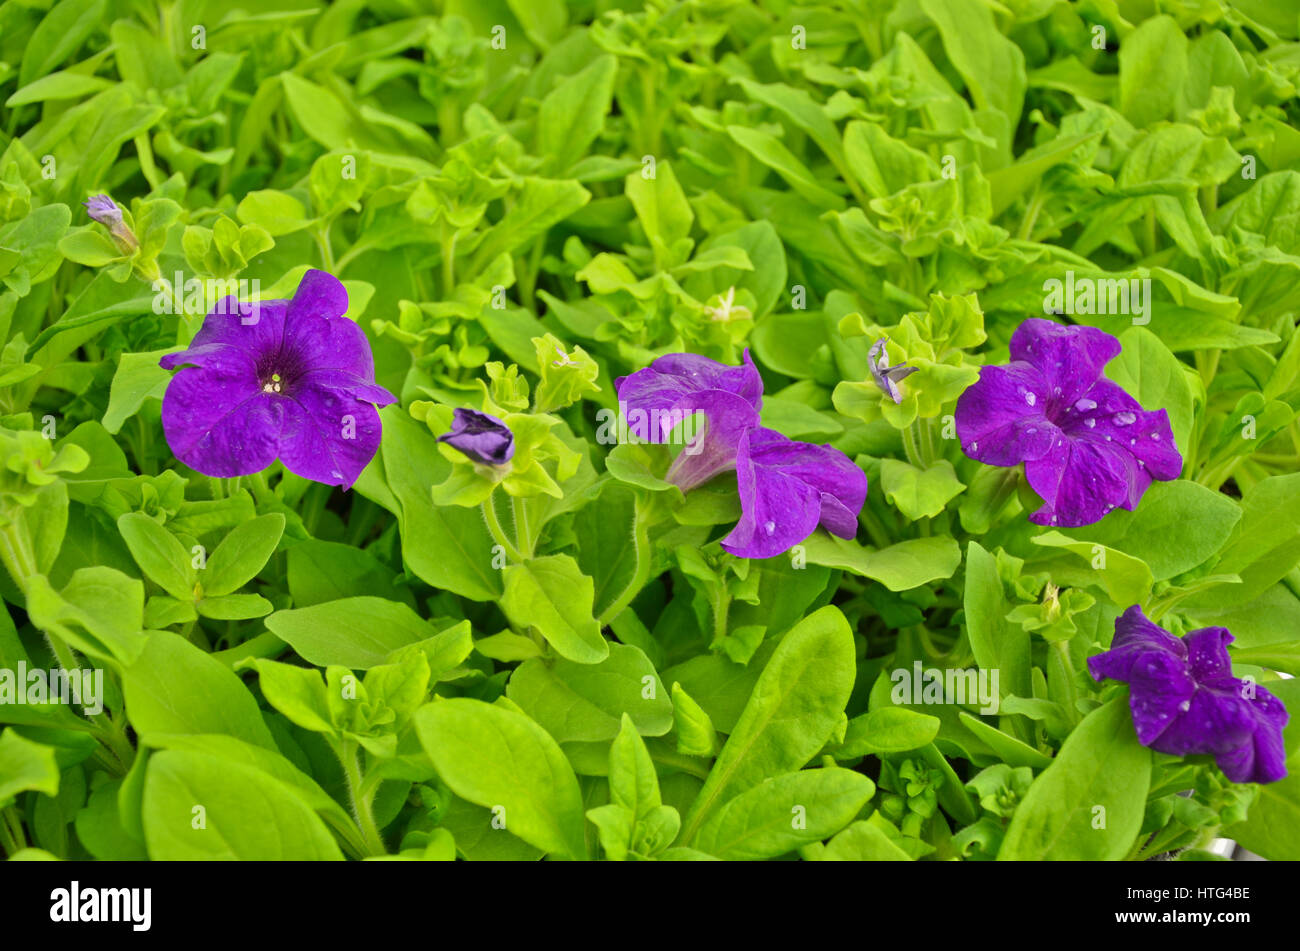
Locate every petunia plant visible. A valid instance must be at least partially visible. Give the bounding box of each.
[1,0,1299,871]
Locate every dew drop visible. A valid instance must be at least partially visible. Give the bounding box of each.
[1152,433,1160,440]
[1024,391,1037,407]
[970,441,978,452]
[1179,700,1191,713]
[1074,397,1097,412]
[764,520,776,535]
[1085,418,1096,428]
[1113,411,1137,426]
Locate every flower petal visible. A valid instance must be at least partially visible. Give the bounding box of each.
[1064,379,1182,484]
[664,389,760,490]
[1216,687,1290,783]
[160,299,288,371]
[277,382,383,488]
[955,363,1059,466]
[288,268,349,322]
[722,443,821,560]
[616,349,763,438]
[1010,318,1120,405]
[721,428,865,559]
[1024,433,1136,526]
[160,366,282,477]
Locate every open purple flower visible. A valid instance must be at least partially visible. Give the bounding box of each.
[721,427,867,560]
[615,350,763,490]
[868,337,917,404]
[159,269,396,488]
[955,318,1181,527]
[1089,606,1288,784]
[439,408,514,465]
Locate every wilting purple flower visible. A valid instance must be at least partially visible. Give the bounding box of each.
[868,337,917,404]
[1089,606,1288,784]
[955,319,1181,527]
[439,408,514,465]
[84,193,138,253]
[721,427,867,560]
[615,350,763,490]
[159,270,396,488]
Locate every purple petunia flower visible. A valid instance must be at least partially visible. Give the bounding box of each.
[439,408,514,465]
[158,269,396,488]
[955,318,1181,527]
[721,427,868,560]
[868,337,918,404]
[615,350,867,559]
[1089,606,1288,784]
[615,350,763,491]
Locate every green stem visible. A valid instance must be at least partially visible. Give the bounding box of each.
[598,498,652,626]
[511,496,534,559]
[0,806,24,856]
[338,739,386,856]
[481,496,523,563]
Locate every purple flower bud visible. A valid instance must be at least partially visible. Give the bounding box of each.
[1090,606,1289,784]
[868,337,918,404]
[439,408,515,466]
[83,194,123,228]
[83,193,138,254]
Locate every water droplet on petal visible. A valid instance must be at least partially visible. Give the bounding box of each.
[764,520,776,535]
[1025,391,1037,407]
[1152,433,1160,440]
[1113,411,1137,426]
[1085,418,1096,428]
[1074,397,1097,412]
[970,441,978,452]
[1179,700,1191,713]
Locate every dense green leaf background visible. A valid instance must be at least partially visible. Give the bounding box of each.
[0,0,1298,862]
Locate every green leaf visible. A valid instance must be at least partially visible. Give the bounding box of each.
[143,750,343,859]
[998,697,1151,860]
[500,554,609,664]
[123,631,275,749]
[0,729,60,804]
[802,534,961,591]
[1064,480,1240,581]
[880,459,966,519]
[265,597,437,669]
[505,643,671,742]
[202,513,285,596]
[695,767,875,860]
[830,707,941,758]
[415,698,587,859]
[117,512,194,600]
[536,55,616,174]
[681,606,855,842]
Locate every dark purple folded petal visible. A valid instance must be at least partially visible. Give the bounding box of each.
[868,338,918,404]
[277,385,383,488]
[722,431,822,561]
[1183,626,1235,683]
[954,363,1059,466]
[1062,380,1182,485]
[160,367,283,477]
[721,428,866,559]
[1089,607,1290,784]
[1010,318,1121,406]
[438,408,514,465]
[1024,435,1134,526]
[664,389,761,491]
[1216,688,1289,783]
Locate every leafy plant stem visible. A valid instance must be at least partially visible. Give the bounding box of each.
[337,739,386,856]
[481,495,523,563]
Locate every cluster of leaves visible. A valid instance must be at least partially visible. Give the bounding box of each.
[1,0,1300,862]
